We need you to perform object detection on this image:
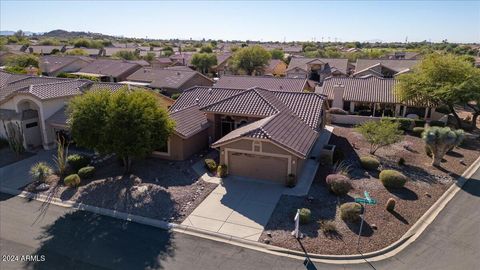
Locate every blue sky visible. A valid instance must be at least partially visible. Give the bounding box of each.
[1,1,479,43]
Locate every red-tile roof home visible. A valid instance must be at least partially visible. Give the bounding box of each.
[287,57,351,75]
[169,105,209,138]
[75,59,142,81]
[28,45,66,55]
[170,86,326,157]
[214,75,308,92]
[354,59,419,76]
[39,55,94,76]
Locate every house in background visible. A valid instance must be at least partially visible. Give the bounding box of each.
[64,47,103,57]
[39,55,94,76]
[353,59,419,78]
[214,75,309,92]
[27,45,67,55]
[212,52,232,76]
[384,51,422,60]
[317,75,436,122]
[70,59,142,82]
[166,86,327,183]
[124,68,214,95]
[263,59,287,76]
[286,57,352,85]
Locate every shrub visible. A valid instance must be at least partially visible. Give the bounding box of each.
[67,154,91,172]
[356,120,403,154]
[286,173,296,188]
[217,164,228,178]
[386,198,396,212]
[397,118,414,131]
[397,157,406,166]
[299,208,311,224]
[360,156,380,170]
[380,169,407,188]
[332,160,351,176]
[414,119,426,127]
[332,148,344,163]
[30,162,53,183]
[78,166,95,179]
[328,107,348,115]
[325,174,352,196]
[340,202,362,223]
[412,127,424,137]
[319,220,337,234]
[429,120,446,127]
[171,93,181,100]
[204,159,217,173]
[64,174,81,187]
[422,126,465,166]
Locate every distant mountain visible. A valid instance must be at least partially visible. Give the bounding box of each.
[41,29,113,39]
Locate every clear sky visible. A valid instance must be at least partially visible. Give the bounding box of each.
[1,0,479,43]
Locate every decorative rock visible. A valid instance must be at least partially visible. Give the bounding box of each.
[35,183,50,192]
[460,159,466,165]
[425,192,432,198]
[371,224,378,230]
[133,177,142,186]
[263,238,271,244]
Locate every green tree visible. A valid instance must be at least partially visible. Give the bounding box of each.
[39,38,60,46]
[230,45,271,75]
[199,45,213,53]
[112,50,139,60]
[356,120,403,154]
[422,126,465,166]
[68,88,174,173]
[191,53,217,74]
[142,52,157,62]
[270,49,284,60]
[396,54,480,128]
[6,54,39,68]
[66,48,88,56]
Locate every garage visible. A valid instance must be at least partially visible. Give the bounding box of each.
[227,151,288,184]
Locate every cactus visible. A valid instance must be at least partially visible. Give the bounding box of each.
[422,127,465,166]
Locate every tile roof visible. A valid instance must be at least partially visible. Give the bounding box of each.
[18,80,90,100]
[170,87,244,111]
[169,105,209,138]
[202,89,279,116]
[46,106,68,127]
[28,45,65,54]
[214,75,307,92]
[39,55,93,74]
[354,59,419,74]
[78,59,142,78]
[127,68,211,89]
[287,57,350,75]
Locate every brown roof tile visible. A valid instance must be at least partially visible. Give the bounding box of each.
[214,75,307,92]
[170,105,209,138]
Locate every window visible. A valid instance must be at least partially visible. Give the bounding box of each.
[252,141,262,152]
[26,122,38,128]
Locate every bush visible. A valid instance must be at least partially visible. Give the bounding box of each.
[287,173,296,188]
[384,117,413,130]
[340,202,362,223]
[397,157,406,166]
[299,208,311,224]
[429,120,446,127]
[412,127,424,137]
[204,159,217,173]
[30,162,53,183]
[328,107,348,115]
[78,166,95,179]
[67,154,91,172]
[325,174,352,196]
[217,164,228,178]
[414,119,426,127]
[360,156,380,170]
[319,220,337,234]
[64,174,81,187]
[380,169,407,188]
[386,198,396,212]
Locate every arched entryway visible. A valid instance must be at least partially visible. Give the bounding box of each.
[16,99,44,150]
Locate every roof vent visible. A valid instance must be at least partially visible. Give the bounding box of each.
[208,88,212,94]
[195,98,199,104]
[279,85,283,89]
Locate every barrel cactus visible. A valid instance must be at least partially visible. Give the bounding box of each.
[422,127,465,166]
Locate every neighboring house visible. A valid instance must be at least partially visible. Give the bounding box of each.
[214,75,309,92]
[152,57,174,68]
[27,45,67,55]
[287,57,352,79]
[317,75,435,119]
[283,45,303,56]
[70,59,142,82]
[124,68,214,95]
[213,52,232,76]
[0,50,26,65]
[170,53,195,67]
[64,47,103,57]
[4,44,28,53]
[39,55,94,76]
[384,51,422,60]
[0,70,172,151]
[263,59,287,76]
[167,86,326,183]
[353,59,419,78]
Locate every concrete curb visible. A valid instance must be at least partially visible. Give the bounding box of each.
[1,155,479,264]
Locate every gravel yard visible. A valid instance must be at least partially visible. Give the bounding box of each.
[260,126,480,255]
[24,150,218,223]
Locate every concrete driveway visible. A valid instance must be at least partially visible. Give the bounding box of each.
[182,177,283,241]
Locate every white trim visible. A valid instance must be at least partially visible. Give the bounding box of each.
[252,140,262,152]
[224,147,292,174]
[152,139,171,156]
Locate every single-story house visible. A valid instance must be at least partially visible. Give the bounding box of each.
[214,75,309,92]
[287,57,353,79]
[39,55,94,76]
[212,52,232,76]
[353,59,419,78]
[316,75,435,119]
[384,51,422,60]
[102,47,140,57]
[263,59,287,77]
[27,45,67,55]
[70,59,143,82]
[124,68,214,95]
[166,86,326,183]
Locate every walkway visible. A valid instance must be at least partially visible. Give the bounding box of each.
[181,177,284,241]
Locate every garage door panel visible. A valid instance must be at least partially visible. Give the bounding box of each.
[228,151,287,183]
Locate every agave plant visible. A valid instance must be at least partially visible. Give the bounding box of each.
[422,126,465,166]
[30,162,53,183]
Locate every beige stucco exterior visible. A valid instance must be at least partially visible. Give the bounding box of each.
[153,128,209,160]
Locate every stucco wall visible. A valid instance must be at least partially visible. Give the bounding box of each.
[153,129,209,161]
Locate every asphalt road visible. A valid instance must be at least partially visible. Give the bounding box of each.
[1,168,479,270]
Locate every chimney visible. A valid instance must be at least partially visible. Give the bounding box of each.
[332,84,345,109]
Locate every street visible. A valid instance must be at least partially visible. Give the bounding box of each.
[1,168,479,270]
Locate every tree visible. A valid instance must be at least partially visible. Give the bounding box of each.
[191,53,217,74]
[6,54,39,68]
[396,54,480,128]
[143,52,157,63]
[356,120,403,154]
[270,49,284,60]
[422,126,465,166]
[68,88,174,173]
[199,45,213,53]
[230,45,271,75]
[66,48,88,56]
[112,50,139,60]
